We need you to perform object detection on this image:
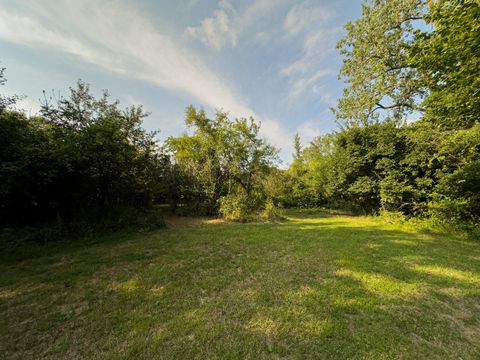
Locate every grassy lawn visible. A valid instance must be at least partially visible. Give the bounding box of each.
[1,210,480,359]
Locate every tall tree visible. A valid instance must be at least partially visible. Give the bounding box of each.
[335,0,427,126]
[167,106,278,215]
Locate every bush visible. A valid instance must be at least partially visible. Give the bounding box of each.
[219,193,251,222]
[260,199,284,222]
[219,194,283,222]
[428,128,480,229]
[428,198,477,229]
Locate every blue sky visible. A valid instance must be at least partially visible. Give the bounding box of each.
[0,0,362,163]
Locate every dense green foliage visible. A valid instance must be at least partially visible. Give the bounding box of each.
[412,0,480,128]
[166,106,278,219]
[335,0,479,127]
[280,0,479,231]
[0,79,168,236]
[1,76,278,236]
[279,122,479,226]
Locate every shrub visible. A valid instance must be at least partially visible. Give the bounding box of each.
[219,193,251,222]
[260,199,284,222]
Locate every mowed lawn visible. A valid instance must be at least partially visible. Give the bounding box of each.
[1,211,480,359]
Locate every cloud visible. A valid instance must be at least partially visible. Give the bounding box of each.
[297,121,323,144]
[0,9,124,74]
[259,116,292,151]
[281,32,337,77]
[312,85,336,106]
[287,68,336,98]
[0,2,249,114]
[185,0,340,103]
[186,0,280,50]
[284,1,335,37]
[186,0,238,50]
[280,1,340,99]
[243,0,280,20]
[15,96,42,116]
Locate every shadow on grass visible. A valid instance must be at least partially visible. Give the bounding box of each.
[1,214,480,358]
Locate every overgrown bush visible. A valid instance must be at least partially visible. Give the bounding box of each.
[219,193,252,222]
[260,199,284,222]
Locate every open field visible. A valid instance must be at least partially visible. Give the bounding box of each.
[1,210,480,359]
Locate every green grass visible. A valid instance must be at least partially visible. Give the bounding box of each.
[1,210,480,359]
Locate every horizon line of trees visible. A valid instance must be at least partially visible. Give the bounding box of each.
[0,0,478,242]
[1,70,282,238]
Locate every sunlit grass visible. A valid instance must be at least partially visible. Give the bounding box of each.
[1,210,480,359]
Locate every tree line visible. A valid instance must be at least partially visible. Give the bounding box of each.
[0,0,478,242]
[0,74,280,240]
[277,0,479,230]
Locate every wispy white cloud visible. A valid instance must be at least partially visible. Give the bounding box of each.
[284,1,335,37]
[280,1,339,99]
[281,32,337,77]
[243,0,280,21]
[186,0,281,50]
[258,116,292,151]
[186,0,238,50]
[287,68,336,98]
[311,84,336,106]
[0,9,125,74]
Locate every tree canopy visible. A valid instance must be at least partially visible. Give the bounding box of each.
[167,106,278,218]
